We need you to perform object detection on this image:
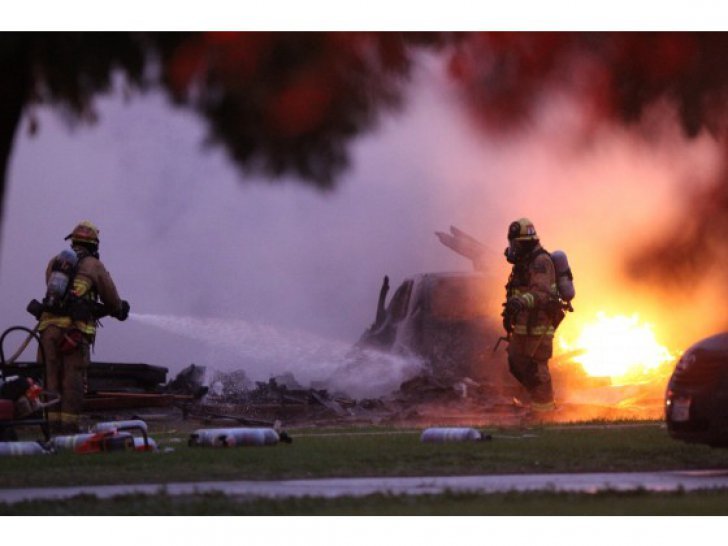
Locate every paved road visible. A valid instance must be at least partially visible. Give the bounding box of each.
[3,469,728,503]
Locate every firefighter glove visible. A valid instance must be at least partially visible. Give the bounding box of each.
[502,297,525,332]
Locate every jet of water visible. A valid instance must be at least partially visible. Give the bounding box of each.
[130,312,424,398]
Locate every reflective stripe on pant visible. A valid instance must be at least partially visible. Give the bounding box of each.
[38,325,89,422]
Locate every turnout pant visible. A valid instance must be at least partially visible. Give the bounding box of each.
[507,334,554,407]
[37,325,90,427]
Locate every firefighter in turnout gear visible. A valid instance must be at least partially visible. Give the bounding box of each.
[502,218,562,412]
[37,221,130,433]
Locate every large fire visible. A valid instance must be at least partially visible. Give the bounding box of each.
[559,312,677,385]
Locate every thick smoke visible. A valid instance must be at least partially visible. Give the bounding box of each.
[0,46,724,388]
[447,33,728,293]
[0,56,475,382]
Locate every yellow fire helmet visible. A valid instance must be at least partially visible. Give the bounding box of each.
[507,217,538,241]
[64,220,100,245]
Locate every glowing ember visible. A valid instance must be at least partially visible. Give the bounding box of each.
[560,313,675,384]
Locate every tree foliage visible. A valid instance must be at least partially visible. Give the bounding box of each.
[155,32,444,188]
[447,32,728,282]
[0,31,444,207]
[4,32,728,282]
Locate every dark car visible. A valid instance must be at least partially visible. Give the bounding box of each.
[666,333,728,447]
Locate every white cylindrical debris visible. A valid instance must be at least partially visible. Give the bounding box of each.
[0,441,52,456]
[188,427,280,447]
[52,432,136,453]
[92,420,148,434]
[52,433,97,451]
[133,436,157,452]
[420,427,486,443]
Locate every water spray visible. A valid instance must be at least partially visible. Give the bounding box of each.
[130,312,425,399]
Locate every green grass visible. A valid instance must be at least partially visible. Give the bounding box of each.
[3,488,728,515]
[1,422,727,489]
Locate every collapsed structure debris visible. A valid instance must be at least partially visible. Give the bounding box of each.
[165,363,208,398]
[197,374,355,424]
[2,354,670,432]
[175,365,534,427]
[0,222,672,431]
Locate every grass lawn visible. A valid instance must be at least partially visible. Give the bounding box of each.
[1,421,727,489]
[3,488,728,515]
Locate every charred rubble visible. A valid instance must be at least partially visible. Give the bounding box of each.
[154,226,535,425]
[161,359,530,427]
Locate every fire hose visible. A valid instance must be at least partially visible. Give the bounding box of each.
[1,324,59,417]
[0,324,43,367]
[2,298,113,413]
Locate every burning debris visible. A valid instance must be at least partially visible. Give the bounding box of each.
[128,223,676,427]
[1,222,677,432]
[196,372,365,424]
[121,345,675,427]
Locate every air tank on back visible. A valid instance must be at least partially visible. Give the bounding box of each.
[45,249,79,308]
[551,250,575,303]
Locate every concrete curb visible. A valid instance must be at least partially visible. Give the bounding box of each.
[3,469,728,504]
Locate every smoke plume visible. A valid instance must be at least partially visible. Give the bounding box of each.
[1,39,726,385]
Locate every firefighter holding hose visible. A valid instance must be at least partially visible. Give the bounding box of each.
[34,221,130,433]
[501,218,566,413]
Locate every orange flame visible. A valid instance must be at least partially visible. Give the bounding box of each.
[558,312,677,385]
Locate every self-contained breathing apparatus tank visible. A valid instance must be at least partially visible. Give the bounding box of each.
[27,249,80,320]
[550,250,575,309]
[45,249,79,310]
[27,249,109,322]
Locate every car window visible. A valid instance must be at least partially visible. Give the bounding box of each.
[430,277,490,320]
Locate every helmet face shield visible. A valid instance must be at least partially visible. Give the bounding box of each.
[505,239,538,263]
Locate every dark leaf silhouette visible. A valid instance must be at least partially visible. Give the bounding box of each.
[4,31,728,284]
[446,32,728,282]
[0,31,444,215]
[154,32,444,189]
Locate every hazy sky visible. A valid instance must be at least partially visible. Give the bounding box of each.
[0,52,723,384]
[0,55,489,380]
